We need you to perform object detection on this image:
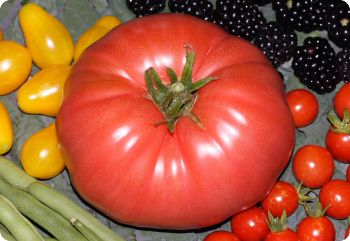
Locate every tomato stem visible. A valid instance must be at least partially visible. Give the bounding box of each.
[328,109,350,134]
[295,182,314,204]
[266,210,288,233]
[144,46,216,132]
[303,200,329,218]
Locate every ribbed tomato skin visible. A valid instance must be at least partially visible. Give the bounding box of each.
[57,14,295,229]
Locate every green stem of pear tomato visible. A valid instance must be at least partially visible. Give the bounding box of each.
[145,46,216,132]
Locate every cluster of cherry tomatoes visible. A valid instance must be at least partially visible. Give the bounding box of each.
[204,83,350,240]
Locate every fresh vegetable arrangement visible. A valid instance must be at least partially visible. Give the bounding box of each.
[0,0,350,241]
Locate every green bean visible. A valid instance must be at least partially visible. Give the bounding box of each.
[0,224,17,241]
[71,218,104,241]
[0,177,88,241]
[28,182,126,241]
[0,226,17,241]
[44,238,58,241]
[0,156,36,190]
[0,156,125,241]
[0,227,17,241]
[0,194,44,241]
[0,224,10,235]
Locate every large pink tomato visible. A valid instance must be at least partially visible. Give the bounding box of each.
[56,14,295,229]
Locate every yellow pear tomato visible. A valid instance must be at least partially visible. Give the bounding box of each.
[0,101,13,154]
[0,41,32,95]
[20,122,66,179]
[74,15,120,61]
[17,65,71,117]
[0,28,4,40]
[19,3,74,69]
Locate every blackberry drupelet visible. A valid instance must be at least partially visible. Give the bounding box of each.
[126,0,166,17]
[272,0,314,32]
[327,0,350,48]
[254,21,297,67]
[212,0,267,41]
[292,37,340,94]
[272,0,334,32]
[252,0,273,6]
[168,0,214,21]
[311,0,337,31]
[336,48,350,83]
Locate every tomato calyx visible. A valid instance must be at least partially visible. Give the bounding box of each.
[295,182,314,204]
[328,109,350,134]
[267,210,288,233]
[145,46,217,132]
[303,200,330,218]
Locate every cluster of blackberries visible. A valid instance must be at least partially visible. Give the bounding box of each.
[273,0,349,48]
[126,0,350,94]
[293,37,340,94]
[126,0,215,20]
[273,0,349,93]
[126,0,167,18]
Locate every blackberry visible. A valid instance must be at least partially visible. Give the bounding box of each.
[254,21,297,67]
[212,0,267,41]
[126,0,166,17]
[327,0,350,48]
[252,0,272,6]
[292,37,340,94]
[311,0,337,31]
[336,48,350,83]
[272,0,314,32]
[272,0,333,32]
[168,0,214,21]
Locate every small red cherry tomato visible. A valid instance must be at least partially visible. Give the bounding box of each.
[265,228,300,241]
[297,215,335,241]
[334,83,350,119]
[326,129,350,163]
[319,179,350,219]
[346,165,350,182]
[230,207,269,241]
[292,145,334,189]
[204,231,241,241]
[326,110,350,163]
[286,89,319,128]
[345,226,350,239]
[261,181,298,217]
